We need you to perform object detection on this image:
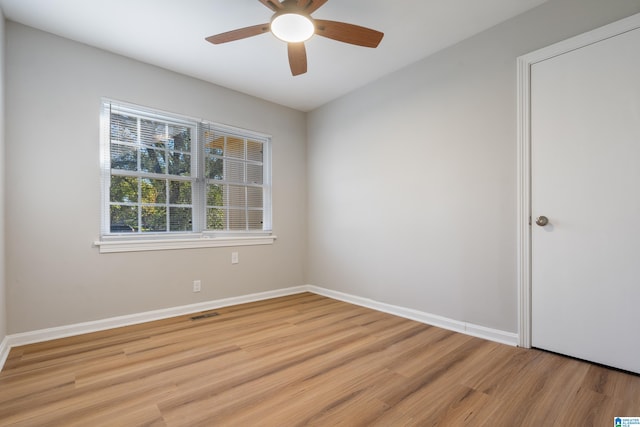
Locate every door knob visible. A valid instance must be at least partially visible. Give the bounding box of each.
[535,216,549,226]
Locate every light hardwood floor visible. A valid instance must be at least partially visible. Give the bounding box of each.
[1,292,639,426]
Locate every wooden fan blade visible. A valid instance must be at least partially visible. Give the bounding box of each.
[314,19,384,48]
[205,24,270,44]
[259,0,283,11]
[288,42,307,76]
[304,0,329,14]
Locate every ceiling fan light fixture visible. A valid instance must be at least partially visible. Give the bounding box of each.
[205,0,385,76]
[271,13,315,43]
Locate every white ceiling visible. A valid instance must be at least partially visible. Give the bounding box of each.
[0,0,548,111]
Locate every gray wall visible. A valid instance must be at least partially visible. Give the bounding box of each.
[307,0,640,334]
[5,22,307,333]
[0,9,6,341]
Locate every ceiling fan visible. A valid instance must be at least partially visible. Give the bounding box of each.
[205,0,384,76]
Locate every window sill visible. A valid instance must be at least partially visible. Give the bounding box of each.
[94,234,277,253]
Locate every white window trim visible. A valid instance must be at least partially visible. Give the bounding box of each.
[97,99,274,253]
[93,234,277,253]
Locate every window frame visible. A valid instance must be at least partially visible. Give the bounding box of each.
[96,99,275,253]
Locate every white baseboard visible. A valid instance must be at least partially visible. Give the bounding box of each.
[0,284,518,370]
[0,336,10,371]
[307,286,519,347]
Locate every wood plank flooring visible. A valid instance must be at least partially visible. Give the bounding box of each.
[1,292,639,426]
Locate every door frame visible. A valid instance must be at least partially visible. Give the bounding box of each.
[516,12,640,348]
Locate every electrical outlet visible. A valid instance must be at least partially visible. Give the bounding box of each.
[231,252,239,264]
[193,280,201,292]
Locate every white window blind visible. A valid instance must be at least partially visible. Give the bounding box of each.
[200,123,270,231]
[100,100,272,240]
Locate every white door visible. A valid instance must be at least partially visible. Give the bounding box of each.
[531,25,640,373]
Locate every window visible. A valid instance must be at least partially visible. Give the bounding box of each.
[97,100,273,252]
